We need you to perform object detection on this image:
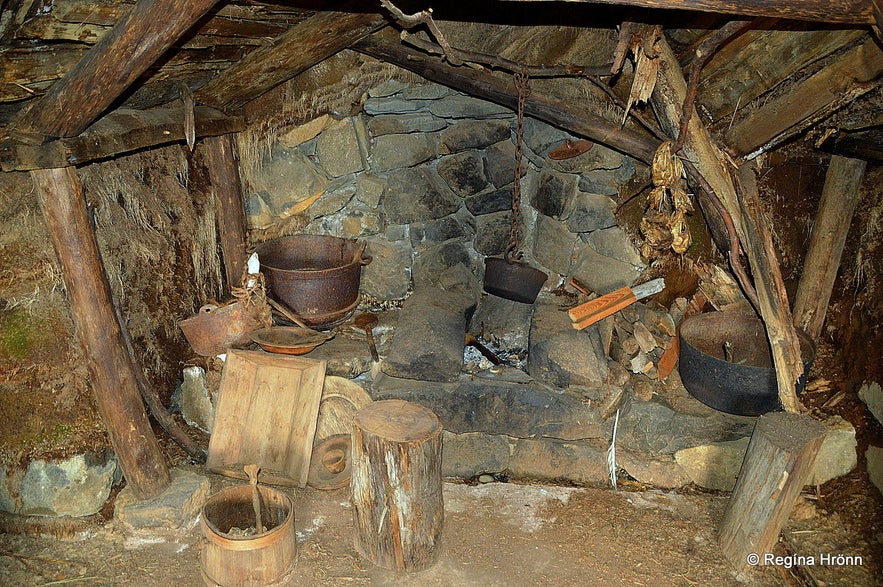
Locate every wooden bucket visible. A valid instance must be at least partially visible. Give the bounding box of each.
[200,485,296,587]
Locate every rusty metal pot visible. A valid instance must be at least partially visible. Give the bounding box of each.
[255,235,371,330]
[179,302,263,357]
[678,311,815,416]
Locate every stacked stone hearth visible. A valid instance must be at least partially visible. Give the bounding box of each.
[229,78,857,490]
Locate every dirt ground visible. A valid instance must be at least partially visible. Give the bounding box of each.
[0,468,879,587]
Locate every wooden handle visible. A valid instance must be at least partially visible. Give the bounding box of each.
[567,287,637,330]
[568,287,637,328]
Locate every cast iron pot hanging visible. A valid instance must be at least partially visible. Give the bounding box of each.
[482,71,547,304]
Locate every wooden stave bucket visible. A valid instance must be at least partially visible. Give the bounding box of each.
[200,485,296,587]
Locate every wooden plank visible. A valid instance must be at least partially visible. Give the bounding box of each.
[699,29,863,123]
[1,45,89,102]
[0,105,244,172]
[12,0,221,139]
[196,10,388,112]
[30,166,170,500]
[734,166,805,413]
[718,412,826,573]
[726,37,883,156]
[353,32,660,164]
[199,134,249,290]
[793,155,867,341]
[499,0,873,25]
[207,350,327,488]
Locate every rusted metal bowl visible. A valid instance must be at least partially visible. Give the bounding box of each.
[678,311,815,416]
[255,235,371,330]
[483,256,548,304]
[179,302,263,357]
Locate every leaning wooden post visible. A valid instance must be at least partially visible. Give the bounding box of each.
[793,155,867,342]
[31,166,170,500]
[351,399,444,571]
[199,134,249,291]
[718,412,826,572]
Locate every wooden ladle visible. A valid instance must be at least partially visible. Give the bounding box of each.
[354,313,379,362]
[244,464,264,534]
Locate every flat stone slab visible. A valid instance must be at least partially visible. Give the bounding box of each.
[371,373,603,441]
[381,287,471,382]
[114,469,210,531]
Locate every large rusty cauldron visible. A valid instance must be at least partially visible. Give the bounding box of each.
[678,311,815,416]
[255,235,371,330]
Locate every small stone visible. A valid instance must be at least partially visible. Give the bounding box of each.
[371,133,438,171]
[531,170,578,220]
[630,352,651,374]
[114,469,211,531]
[674,438,751,491]
[278,114,331,148]
[478,474,495,484]
[173,366,213,434]
[621,337,640,356]
[633,379,655,402]
[437,150,488,197]
[858,382,883,426]
[440,119,511,153]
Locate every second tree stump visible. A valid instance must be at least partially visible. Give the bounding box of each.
[351,399,443,571]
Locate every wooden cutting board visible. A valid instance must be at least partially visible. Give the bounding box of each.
[207,349,327,487]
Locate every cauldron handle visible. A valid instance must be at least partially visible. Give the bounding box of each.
[355,241,372,265]
[505,244,526,265]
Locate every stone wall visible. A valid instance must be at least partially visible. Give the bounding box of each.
[242,79,645,302]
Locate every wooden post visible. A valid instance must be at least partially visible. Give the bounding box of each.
[199,134,249,290]
[351,399,444,571]
[31,166,170,500]
[718,412,826,573]
[793,155,867,342]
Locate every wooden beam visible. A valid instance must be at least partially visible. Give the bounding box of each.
[352,33,660,164]
[651,36,804,412]
[726,37,883,157]
[499,0,873,25]
[196,10,388,112]
[12,0,220,139]
[734,165,805,413]
[1,106,244,172]
[198,134,249,290]
[31,166,170,501]
[793,155,867,342]
[818,128,883,164]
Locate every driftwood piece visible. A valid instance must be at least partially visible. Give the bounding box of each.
[353,32,660,163]
[198,134,249,290]
[793,155,867,342]
[31,166,170,500]
[1,106,244,172]
[351,399,444,571]
[718,412,826,573]
[726,37,883,157]
[196,11,387,112]
[652,36,804,412]
[12,0,221,139]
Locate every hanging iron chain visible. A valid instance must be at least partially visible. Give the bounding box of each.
[507,70,531,262]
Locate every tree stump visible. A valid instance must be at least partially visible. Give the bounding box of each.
[718,411,826,572]
[351,399,443,571]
